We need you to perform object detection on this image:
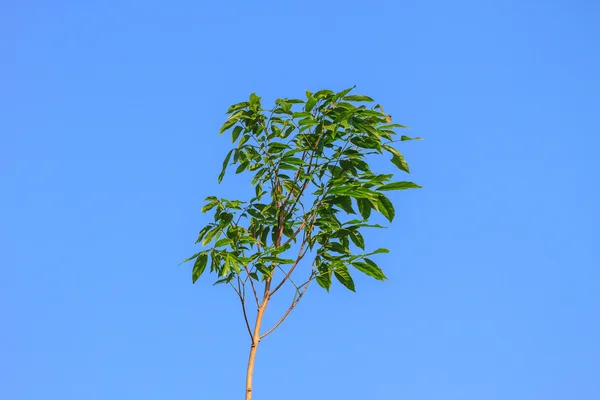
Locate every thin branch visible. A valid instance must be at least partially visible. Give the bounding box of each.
[242,264,260,307]
[280,220,307,247]
[260,274,313,339]
[233,277,254,341]
[269,227,312,297]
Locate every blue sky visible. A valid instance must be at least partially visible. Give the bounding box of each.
[2,1,599,399]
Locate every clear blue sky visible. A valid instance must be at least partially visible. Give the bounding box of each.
[2,1,599,399]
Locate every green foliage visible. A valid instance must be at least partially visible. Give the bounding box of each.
[183,87,421,292]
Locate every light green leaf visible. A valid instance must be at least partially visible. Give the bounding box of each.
[391,154,410,173]
[292,112,312,118]
[219,111,243,134]
[313,89,334,99]
[202,227,220,246]
[214,238,233,247]
[201,199,219,213]
[305,96,317,112]
[343,95,374,102]
[227,102,249,114]
[371,248,390,255]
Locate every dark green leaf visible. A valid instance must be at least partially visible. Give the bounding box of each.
[261,256,296,264]
[401,135,422,140]
[357,198,372,219]
[231,126,243,143]
[334,266,356,292]
[192,253,208,283]
[377,194,395,222]
[332,196,356,214]
[218,149,234,183]
[316,272,332,291]
[349,231,365,250]
[352,261,387,281]
[378,181,422,191]
[328,242,349,254]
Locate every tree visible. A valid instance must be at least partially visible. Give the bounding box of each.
[182,87,421,399]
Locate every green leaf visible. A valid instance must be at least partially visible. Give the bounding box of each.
[192,253,208,283]
[219,111,243,134]
[371,248,390,255]
[349,231,365,250]
[378,181,422,191]
[231,126,243,143]
[214,238,233,247]
[261,256,295,264]
[201,199,219,213]
[305,96,317,112]
[202,227,220,246]
[377,194,395,222]
[272,243,292,254]
[390,154,410,173]
[343,95,374,102]
[352,261,387,281]
[213,273,235,286]
[218,149,234,183]
[249,93,261,107]
[195,225,212,244]
[316,272,332,291]
[401,135,422,141]
[180,251,202,265]
[313,89,334,99]
[357,198,372,219]
[328,242,349,254]
[332,196,356,214]
[227,102,249,114]
[334,266,356,292]
[292,111,312,118]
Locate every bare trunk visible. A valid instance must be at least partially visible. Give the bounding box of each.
[245,299,268,400]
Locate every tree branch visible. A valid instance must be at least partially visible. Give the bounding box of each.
[232,279,254,340]
[242,264,260,307]
[260,275,313,339]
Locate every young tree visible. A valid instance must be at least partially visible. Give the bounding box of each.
[182,87,421,399]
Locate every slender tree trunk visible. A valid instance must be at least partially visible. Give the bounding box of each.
[245,299,268,400]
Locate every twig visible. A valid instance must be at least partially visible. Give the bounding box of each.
[260,274,313,339]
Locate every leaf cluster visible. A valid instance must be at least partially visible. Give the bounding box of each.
[183,87,421,293]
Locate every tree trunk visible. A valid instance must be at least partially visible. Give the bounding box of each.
[245,300,268,400]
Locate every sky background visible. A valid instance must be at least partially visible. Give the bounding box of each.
[2,1,599,399]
